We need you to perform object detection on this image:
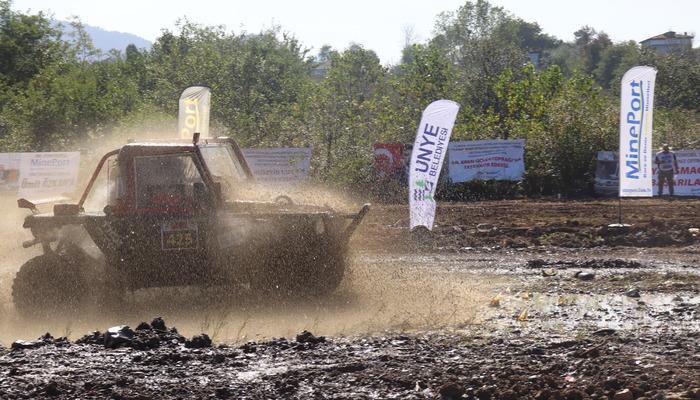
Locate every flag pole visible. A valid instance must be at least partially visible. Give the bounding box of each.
[617,65,656,229]
[618,196,622,225]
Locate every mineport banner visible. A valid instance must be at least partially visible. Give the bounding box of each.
[409,100,460,230]
[619,66,656,197]
[178,86,211,139]
[448,139,525,182]
[596,150,700,197]
[16,152,81,197]
[241,148,311,185]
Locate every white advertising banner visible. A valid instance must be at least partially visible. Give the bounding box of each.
[596,150,700,196]
[597,150,700,196]
[654,150,700,196]
[619,66,656,197]
[178,86,211,139]
[242,148,311,185]
[17,152,80,197]
[448,139,525,182]
[409,100,460,230]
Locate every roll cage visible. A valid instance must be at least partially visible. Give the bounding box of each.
[74,137,254,216]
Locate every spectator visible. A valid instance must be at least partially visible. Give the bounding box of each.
[655,144,679,196]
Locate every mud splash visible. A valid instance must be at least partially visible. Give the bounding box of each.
[486,290,699,334]
[1,200,699,398]
[232,183,361,213]
[0,255,493,345]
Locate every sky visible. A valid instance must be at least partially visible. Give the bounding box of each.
[11,0,700,65]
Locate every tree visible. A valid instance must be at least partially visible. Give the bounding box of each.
[392,43,458,140]
[575,26,612,75]
[485,65,616,195]
[593,41,639,90]
[431,1,551,113]
[638,49,700,111]
[492,18,559,53]
[551,26,612,76]
[0,0,66,85]
[147,22,313,145]
[64,16,100,62]
[308,44,388,183]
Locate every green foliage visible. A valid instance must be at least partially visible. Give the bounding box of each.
[147,21,313,146]
[0,0,698,199]
[489,65,616,195]
[308,45,388,184]
[431,0,540,113]
[0,0,66,85]
[593,41,639,89]
[654,108,700,149]
[537,73,617,194]
[549,26,612,77]
[638,49,700,111]
[391,43,459,143]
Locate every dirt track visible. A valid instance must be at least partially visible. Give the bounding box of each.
[0,198,699,399]
[354,198,700,251]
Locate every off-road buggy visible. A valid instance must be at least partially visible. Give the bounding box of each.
[14,134,369,316]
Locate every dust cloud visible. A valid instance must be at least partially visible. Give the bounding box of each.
[0,119,179,343]
[0,123,494,346]
[231,183,362,213]
[0,254,493,345]
[0,195,40,338]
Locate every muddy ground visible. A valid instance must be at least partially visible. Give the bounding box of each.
[0,198,698,399]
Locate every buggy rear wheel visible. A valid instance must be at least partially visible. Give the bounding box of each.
[97,265,129,314]
[251,241,347,298]
[12,246,92,318]
[299,244,346,296]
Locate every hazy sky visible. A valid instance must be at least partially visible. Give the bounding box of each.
[11,0,700,64]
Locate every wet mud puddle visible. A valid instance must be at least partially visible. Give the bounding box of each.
[485,291,699,334]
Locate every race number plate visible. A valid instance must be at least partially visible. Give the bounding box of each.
[161,220,198,250]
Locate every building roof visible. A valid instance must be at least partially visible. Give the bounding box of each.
[641,31,694,43]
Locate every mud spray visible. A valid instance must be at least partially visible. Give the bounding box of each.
[0,121,495,345]
[1,189,493,345]
[0,252,493,344]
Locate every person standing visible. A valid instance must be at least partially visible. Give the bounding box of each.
[655,144,679,196]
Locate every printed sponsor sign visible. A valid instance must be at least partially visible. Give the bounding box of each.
[17,152,80,197]
[178,86,211,139]
[373,143,404,179]
[448,139,525,182]
[619,66,656,197]
[241,148,311,185]
[653,150,700,196]
[409,99,460,230]
[595,150,700,196]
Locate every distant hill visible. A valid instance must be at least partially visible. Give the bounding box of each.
[58,21,152,54]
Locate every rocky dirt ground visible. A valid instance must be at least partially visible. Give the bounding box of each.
[0,198,699,399]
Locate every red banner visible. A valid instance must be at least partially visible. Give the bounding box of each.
[373,143,403,179]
